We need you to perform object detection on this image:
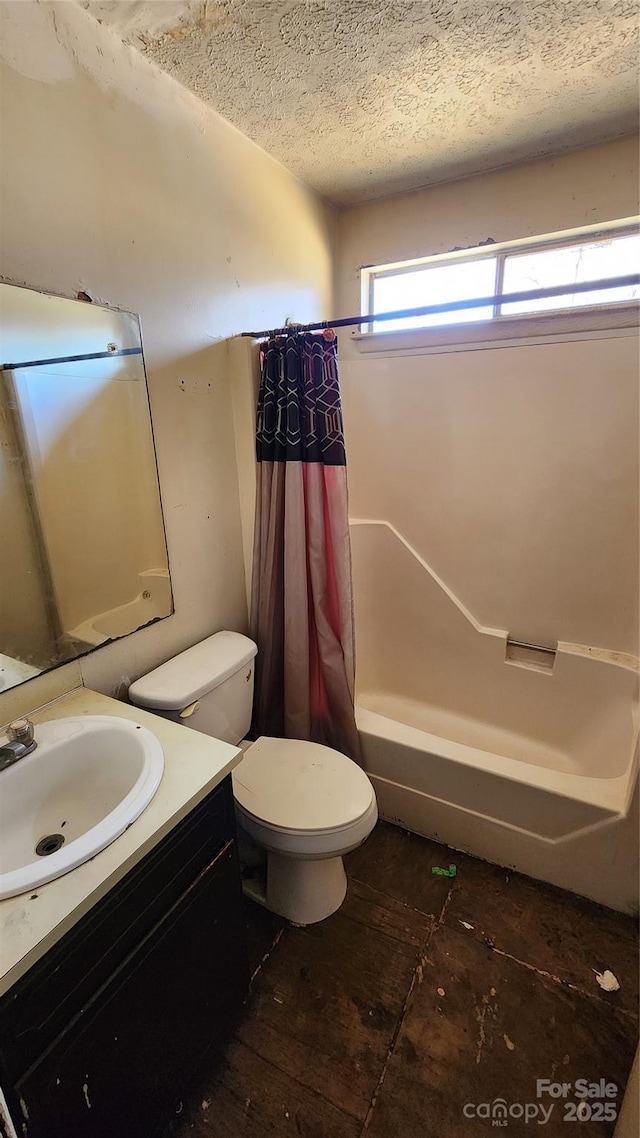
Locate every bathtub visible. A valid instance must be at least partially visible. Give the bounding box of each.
[70,569,172,648]
[0,653,40,691]
[351,520,639,912]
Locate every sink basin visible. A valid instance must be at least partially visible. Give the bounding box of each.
[0,715,164,899]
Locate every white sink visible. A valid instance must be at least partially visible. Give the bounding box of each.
[0,715,164,899]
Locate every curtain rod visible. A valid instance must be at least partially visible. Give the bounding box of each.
[0,347,142,372]
[241,274,640,339]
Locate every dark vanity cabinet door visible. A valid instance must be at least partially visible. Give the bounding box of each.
[0,777,249,1138]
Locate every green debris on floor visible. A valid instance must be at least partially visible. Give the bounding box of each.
[431,864,457,877]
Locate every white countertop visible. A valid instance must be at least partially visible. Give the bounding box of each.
[0,687,242,997]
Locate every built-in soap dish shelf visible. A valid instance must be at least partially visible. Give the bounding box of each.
[505,637,557,673]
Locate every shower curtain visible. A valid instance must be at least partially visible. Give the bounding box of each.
[250,331,361,762]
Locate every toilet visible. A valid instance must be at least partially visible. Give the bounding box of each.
[129,631,377,925]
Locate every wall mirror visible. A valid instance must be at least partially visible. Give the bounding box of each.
[0,283,173,693]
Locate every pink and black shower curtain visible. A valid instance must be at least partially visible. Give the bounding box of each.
[250,332,361,762]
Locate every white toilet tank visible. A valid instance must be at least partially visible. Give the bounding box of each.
[128,631,257,745]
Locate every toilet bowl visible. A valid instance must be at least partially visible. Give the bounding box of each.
[233,736,377,923]
[129,631,377,925]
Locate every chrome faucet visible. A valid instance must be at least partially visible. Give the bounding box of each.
[0,718,37,771]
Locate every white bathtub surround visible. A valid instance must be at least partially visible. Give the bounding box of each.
[336,142,639,663]
[70,568,172,647]
[0,687,242,996]
[351,520,639,913]
[0,655,40,691]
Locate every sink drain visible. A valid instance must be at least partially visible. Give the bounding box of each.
[35,834,65,857]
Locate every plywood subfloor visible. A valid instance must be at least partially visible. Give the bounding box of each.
[174,822,639,1138]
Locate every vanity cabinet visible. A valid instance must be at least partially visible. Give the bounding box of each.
[0,776,250,1138]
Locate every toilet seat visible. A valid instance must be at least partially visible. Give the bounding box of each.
[128,631,378,924]
[232,736,375,835]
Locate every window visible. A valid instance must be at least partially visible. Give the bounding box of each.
[361,222,639,337]
[372,256,496,332]
[501,234,639,315]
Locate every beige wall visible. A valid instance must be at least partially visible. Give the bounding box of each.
[336,138,639,656]
[0,0,333,699]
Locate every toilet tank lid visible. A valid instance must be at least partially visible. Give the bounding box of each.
[128,631,257,711]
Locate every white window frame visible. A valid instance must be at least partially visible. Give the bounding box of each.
[356,218,640,355]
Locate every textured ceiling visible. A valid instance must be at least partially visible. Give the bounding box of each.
[78,0,639,205]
